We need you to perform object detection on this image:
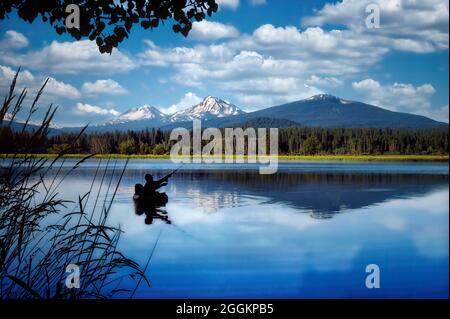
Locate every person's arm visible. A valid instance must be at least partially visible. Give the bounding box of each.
[155,179,168,189]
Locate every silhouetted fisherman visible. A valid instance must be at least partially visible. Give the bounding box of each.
[144,174,168,193]
[134,165,183,199]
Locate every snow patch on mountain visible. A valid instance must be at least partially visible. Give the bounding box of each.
[4,112,61,128]
[107,105,168,125]
[170,96,244,122]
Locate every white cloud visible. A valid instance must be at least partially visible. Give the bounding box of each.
[141,24,388,78]
[1,40,136,74]
[234,84,322,108]
[46,77,81,99]
[138,24,388,107]
[161,92,203,114]
[0,65,83,125]
[352,78,381,91]
[190,20,239,41]
[303,0,449,53]
[249,0,266,5]
[425,105,449,123]
[135,1,448,112]
[0,65,35,86]
[217,0,239,10]
[0,64,80,99]
[81,79,128,96]
[0,30,29,49]
[307,75,343,88]
[138,11,449,111]
[219,76,323,106]
[352,78,443,121]
[139,40,236,67]
[75,103,120,117]
[249,25,388,64]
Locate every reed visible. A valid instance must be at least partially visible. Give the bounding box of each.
[0,70,148,299]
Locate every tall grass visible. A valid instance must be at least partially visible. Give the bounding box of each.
[0,70,148,299]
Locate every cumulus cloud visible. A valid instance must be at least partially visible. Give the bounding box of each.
[0,30,29,49]
[138,23,389,107]
[0,65,84,125]
[138,7,448,111]
[234,85,322,108]
[0,65,35,86]
[306,75,343,88]
[0,64,80,100]
[1,40,136,74]
[160,92,203,114]
[217,0,239,10]
[81,79,128,96]
[351,78,445,121]
[429,105,449,123]
[75,103,120,117]
[142,24,388,77]
[302,0,449,53]
[46,77,81,99]
[190,20,240,41]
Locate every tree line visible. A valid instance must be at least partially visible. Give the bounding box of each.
[0,126,448,155]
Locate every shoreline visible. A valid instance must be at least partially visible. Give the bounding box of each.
[1,154,448,162]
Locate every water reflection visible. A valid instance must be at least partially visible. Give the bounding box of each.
[109,188,448,298]
[134,170,448,217]
[55,166,448,220]
[36,160,448,298]
[134,200,171,225]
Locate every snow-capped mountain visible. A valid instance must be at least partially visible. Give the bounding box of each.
[88,97,245,131]
[107,104,168,125]
[170,96,245,122]
[102,97,243,127]
[4,112,61,129]
[4,113,13,121]
[74,93,446,134]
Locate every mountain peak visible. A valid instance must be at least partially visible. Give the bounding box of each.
[306,94,339,101]
[305,94,355,105]
[107,104,166,125]
[203,95,216,101]
[170,96,245,122]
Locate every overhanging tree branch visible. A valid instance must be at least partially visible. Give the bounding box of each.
[0,0,218,54]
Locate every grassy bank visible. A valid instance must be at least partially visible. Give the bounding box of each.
[2,154,449,162]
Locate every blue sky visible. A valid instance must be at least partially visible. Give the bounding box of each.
[0,0,448,126]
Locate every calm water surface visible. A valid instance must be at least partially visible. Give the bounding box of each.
[44,160,449,298]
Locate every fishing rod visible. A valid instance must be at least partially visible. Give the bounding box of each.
[159,163,185,182]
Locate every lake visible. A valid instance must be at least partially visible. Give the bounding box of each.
[40,159,449,298]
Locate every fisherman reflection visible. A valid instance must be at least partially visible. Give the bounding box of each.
[134,199,171,225]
